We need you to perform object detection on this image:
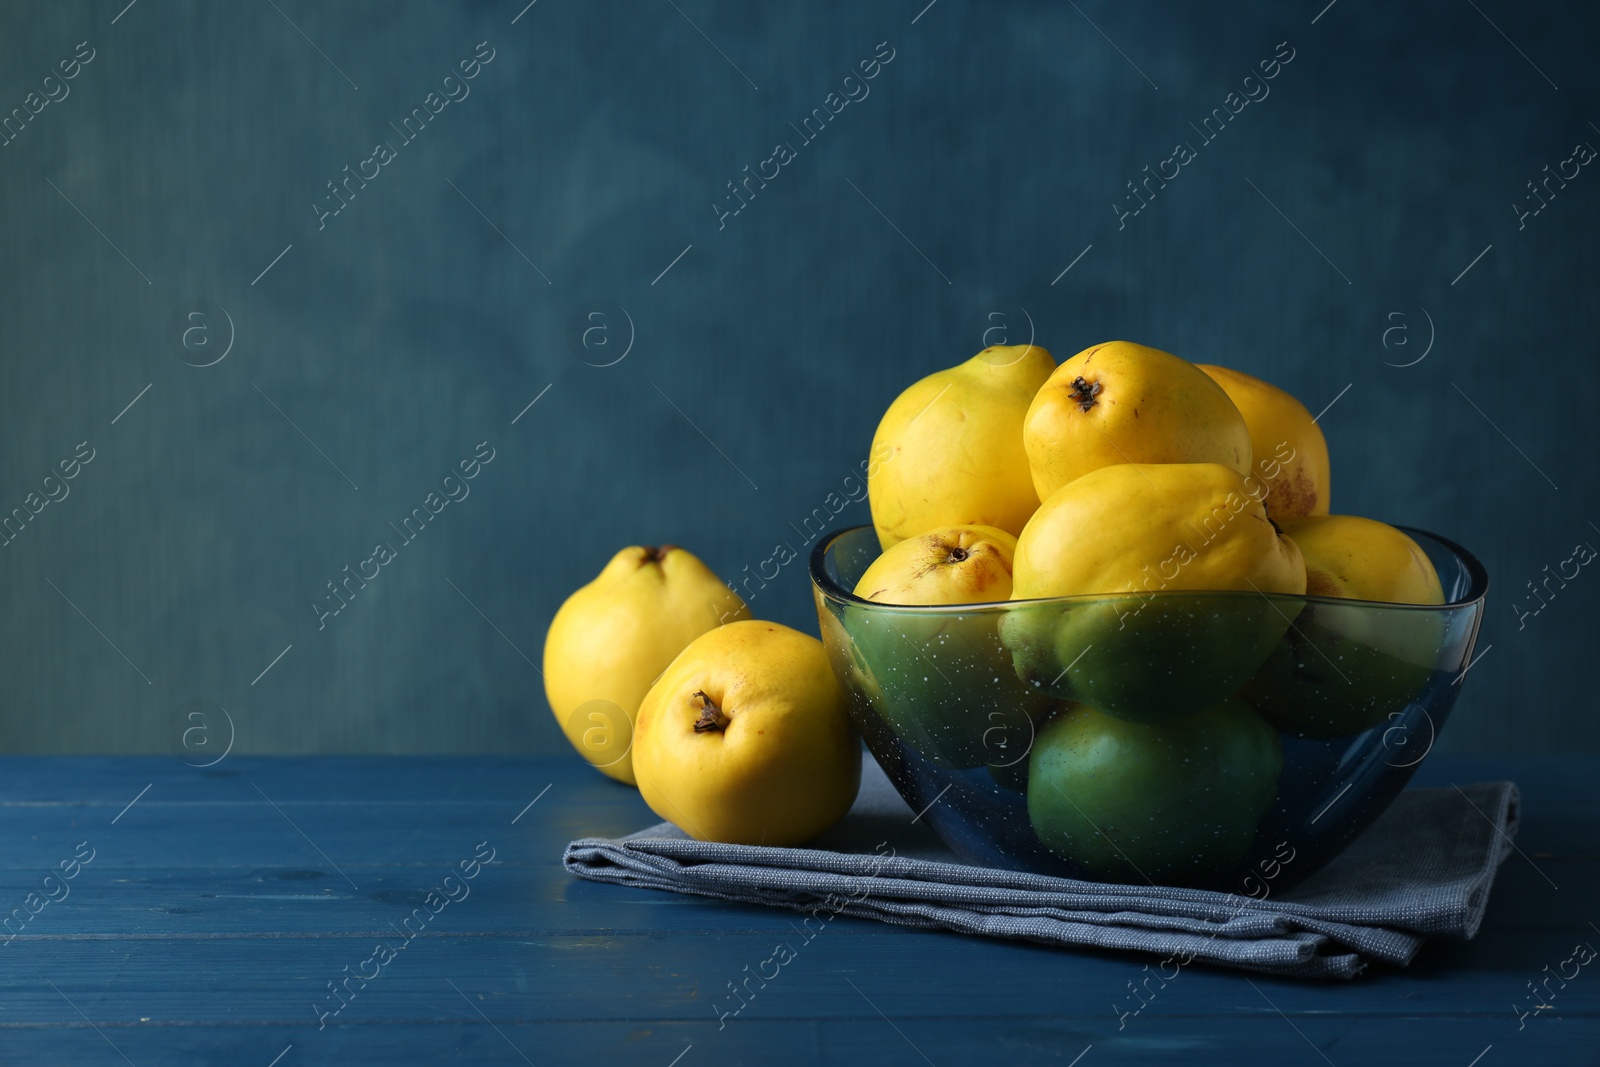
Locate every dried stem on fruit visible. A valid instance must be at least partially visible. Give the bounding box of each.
[1069,376,1103,412]
[692,690,730,733]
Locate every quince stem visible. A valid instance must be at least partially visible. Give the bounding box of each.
[1069,376,1102,412]
[692,690,730,734]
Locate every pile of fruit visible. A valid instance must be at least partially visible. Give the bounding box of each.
[543,547,860,846]
[544,340,1447,871]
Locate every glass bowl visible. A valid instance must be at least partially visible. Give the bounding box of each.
[810,524,1488,893]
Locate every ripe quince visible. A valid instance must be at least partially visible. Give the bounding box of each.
[633,620,861,845]
[1000,462,1305,722]
[1284,515,1444,605]
[1024,341,1250,501]
[1242,515,1446,739]
[543,546,748,784]
[868,344,1055,549]
[847,526,1051,769]
[1027,700,1282,885]
[1197,364,1331,519]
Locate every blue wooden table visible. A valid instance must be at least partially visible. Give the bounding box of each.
[0,753,1593,1065]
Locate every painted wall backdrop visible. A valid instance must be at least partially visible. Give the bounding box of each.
[0,0,1592,756]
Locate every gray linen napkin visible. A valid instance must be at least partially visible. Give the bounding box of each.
[564,758,1520,978]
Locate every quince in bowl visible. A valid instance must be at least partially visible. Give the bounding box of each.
[810,524,1488,891]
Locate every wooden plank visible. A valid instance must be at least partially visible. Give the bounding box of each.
[0,853,1587,938]
[0,760,1590,874]
[0,999,1592,1066]
[0,810,624,870]
[0,752,1592,1067]
[1,925,1595,1025]
[0,807,1588,871]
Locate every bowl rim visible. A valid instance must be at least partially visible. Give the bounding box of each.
[809,523,1491,614]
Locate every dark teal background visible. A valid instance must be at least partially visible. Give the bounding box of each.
[0,1,1591,755]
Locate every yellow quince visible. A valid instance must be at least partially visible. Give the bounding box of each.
[633,620,860,845]
[543,546,748,785]
[868,344,1055,549]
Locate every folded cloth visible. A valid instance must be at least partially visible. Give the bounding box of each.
[564,759,1520,978]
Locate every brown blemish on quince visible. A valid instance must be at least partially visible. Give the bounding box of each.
[1264,466,1318,521]
[1304,569,1342,598]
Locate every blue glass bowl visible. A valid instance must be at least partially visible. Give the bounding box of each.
[810,524,1488,893]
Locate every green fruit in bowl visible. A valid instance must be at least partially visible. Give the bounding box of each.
[845,526,1054,769]
[998,595,1294,724]
[1026,700,1282,884]
[1240,610,1441,739]
[1000,462,1306,723]
[1241,515,1447,739]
